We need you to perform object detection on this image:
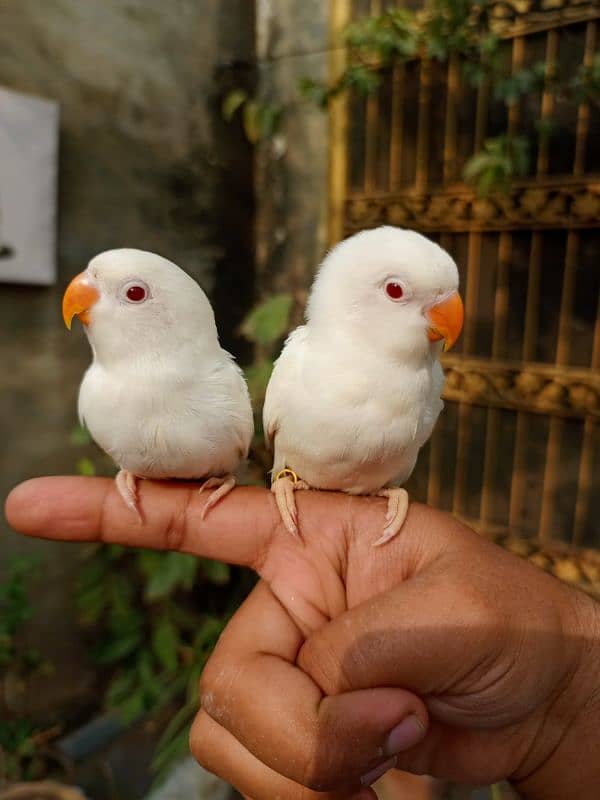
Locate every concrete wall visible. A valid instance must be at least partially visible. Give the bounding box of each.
[0,0,255,721]
[255,0,330,303]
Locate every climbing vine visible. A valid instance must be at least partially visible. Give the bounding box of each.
[299,1,600,194]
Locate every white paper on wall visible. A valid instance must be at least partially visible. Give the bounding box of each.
[0,87,59,286]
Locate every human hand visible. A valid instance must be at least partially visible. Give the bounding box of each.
[5,478,599,799]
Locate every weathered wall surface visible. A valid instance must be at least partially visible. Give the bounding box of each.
[255,0,330,302]
[0,0,255,720]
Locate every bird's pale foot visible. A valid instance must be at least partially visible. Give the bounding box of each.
[372,487,409,546]
[198,474,236,519]
[115,469,142,523]
[271,469,310,538]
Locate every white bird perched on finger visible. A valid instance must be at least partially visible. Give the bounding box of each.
[263,226,464,545]
[62,248,254,520]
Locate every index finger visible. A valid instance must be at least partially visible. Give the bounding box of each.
[4,476,278,570]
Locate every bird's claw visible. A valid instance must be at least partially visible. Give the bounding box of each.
[271,476,310,538]
[199,475,236,519]
[373,487,409,547]
[115,469,143,524]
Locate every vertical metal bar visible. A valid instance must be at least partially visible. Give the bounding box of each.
[453,33,493,518]
[538,28,579,542]
[443,53,459,183]
[428,232,453,507]
[491,235,512,360]
[573,418,597,545]
[569,20,597,545]
[474,75,491,153]
[543,188,582,538]
[555,232,579,367]
[389,63,405,191]
[364,0,382,193]
[427,426,443,508]
[508,235,543,529]
[509,31,556,534]
[573,292,600,544]
[365,92,379,193]
[481,38,523,524]
[481,235,512,522]
[536,30,559,176]
[430,51,458,505]
[574,21,596,177]
[453,233,482,515]
[415,58,432,192]
[328,0,352,246]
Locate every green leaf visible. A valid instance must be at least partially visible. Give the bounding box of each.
[151,726,191,777]
[70,423,92,445]
[155,701,197,753]
[298,77,330,108]
[117,688,146,724]
[152,615,180,671]
[463,135,529,196]
[137,549,164,579]
[106,671,135,707]
[94,631,142,665]
[242,100,262,144]
[240,293,293,346]
[244,359,274,408]
[77,583,108,625]
[145,553,198,601]
[342,64,381,95]
[257,103,282,140]
[201,559,230,585]
[76,457,96,476]
[222,89,248,121]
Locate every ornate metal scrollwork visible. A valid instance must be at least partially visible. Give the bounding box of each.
[345,179,600,234]
[441,355,600,419]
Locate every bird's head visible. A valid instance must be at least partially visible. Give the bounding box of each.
[306,226,464,361]
[62,249,219,365]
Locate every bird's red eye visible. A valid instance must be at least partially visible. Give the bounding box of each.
[385,282,404,301]
[126,285,146,302]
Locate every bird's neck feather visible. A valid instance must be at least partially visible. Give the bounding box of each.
[86,323,222,372]
[308,320,436,369]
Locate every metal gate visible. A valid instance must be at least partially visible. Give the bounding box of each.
[329,0,600,591]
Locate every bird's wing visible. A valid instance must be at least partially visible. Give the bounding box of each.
[263,326,308,452]
[232,363,255,460]
[414,359,445,448]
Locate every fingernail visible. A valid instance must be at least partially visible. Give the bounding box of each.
[360,755,397,786]
[384,714,426,756]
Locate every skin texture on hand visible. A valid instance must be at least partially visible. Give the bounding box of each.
[5,477,600,800]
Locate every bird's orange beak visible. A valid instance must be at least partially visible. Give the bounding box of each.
[425,290,464,352]
[62,272,100,330]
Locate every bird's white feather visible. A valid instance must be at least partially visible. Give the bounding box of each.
[75,249,254,481]
[264,226,455,494]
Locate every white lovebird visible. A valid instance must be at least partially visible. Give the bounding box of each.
[62,249,254,520]
[263,226,464,545]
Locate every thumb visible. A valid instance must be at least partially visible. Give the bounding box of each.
[297,566,493,708]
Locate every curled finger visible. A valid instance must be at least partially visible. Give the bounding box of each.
[190,708,377,800]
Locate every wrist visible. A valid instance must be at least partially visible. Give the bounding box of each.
[512,588,600,799]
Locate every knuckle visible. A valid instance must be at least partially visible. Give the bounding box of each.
[299,637,350,695]
[298,705,345,791]
[163,490,194,551]
[188,716,213,770]
[198,652,238,726]
[300,756,335,792]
